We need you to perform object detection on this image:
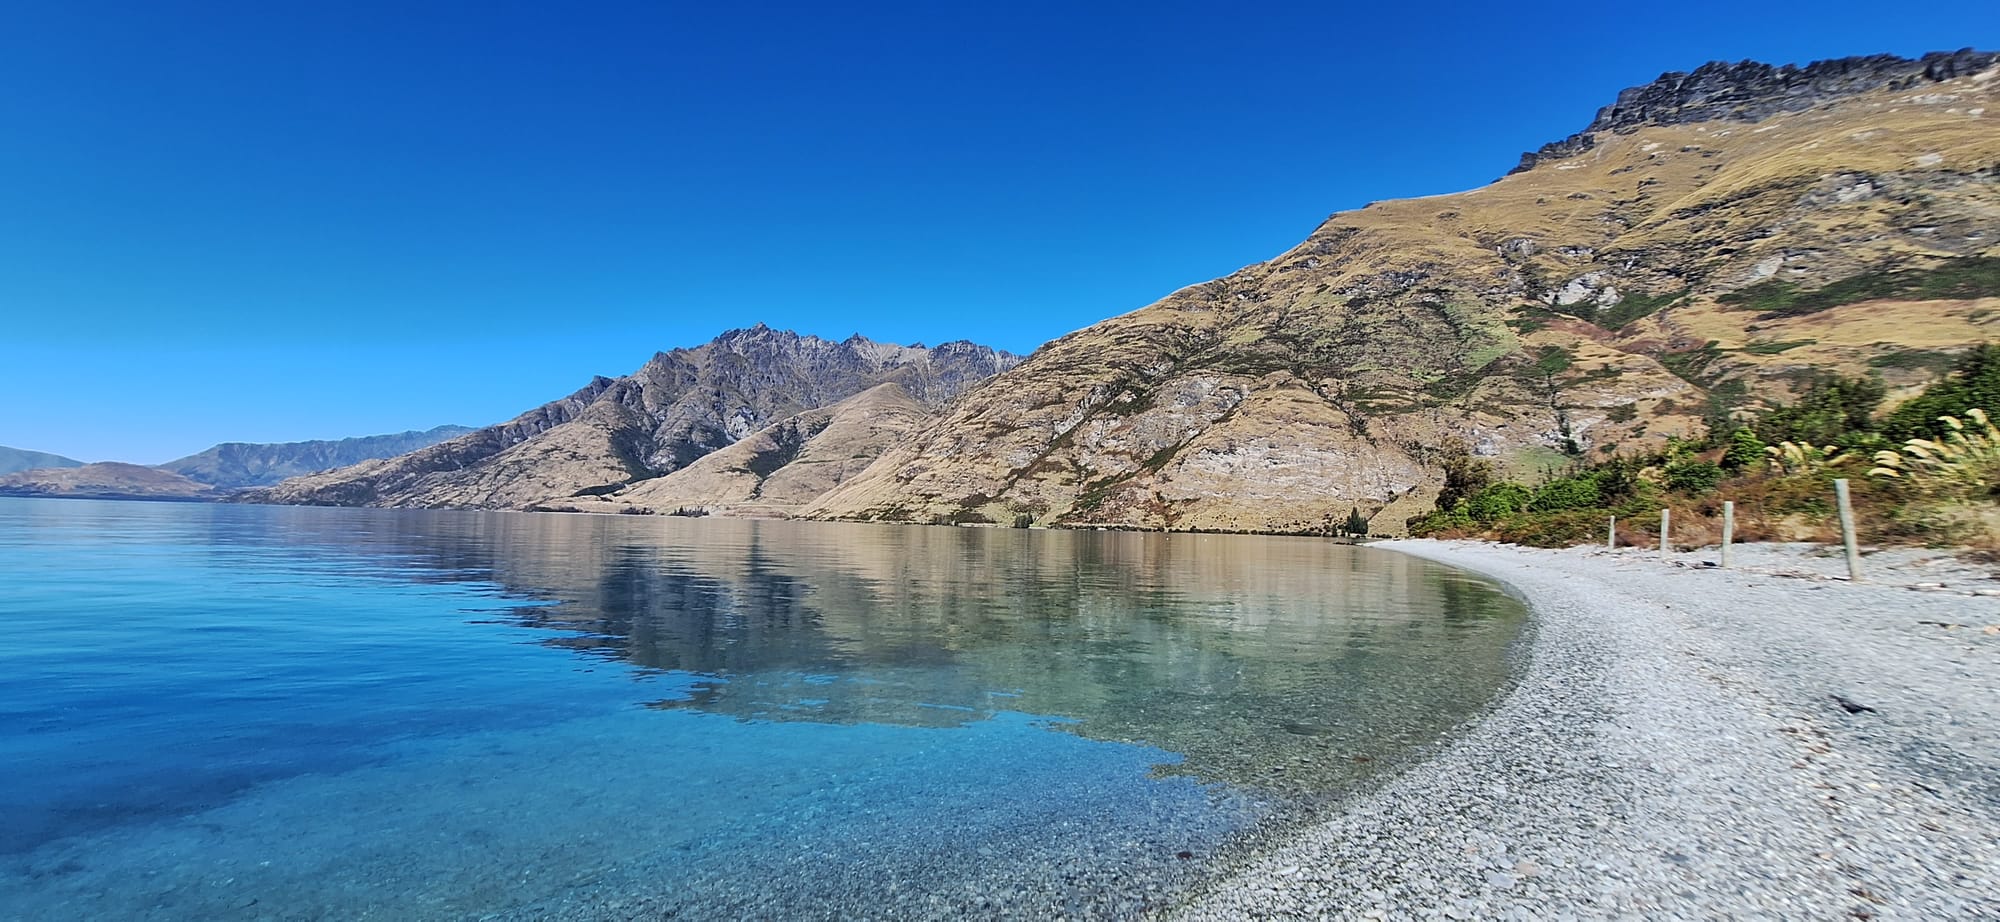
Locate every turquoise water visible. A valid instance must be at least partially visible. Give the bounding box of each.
[0,498,1525,919]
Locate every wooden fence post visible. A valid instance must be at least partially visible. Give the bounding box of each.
[1608,515,1617,550]
[1834,478,1862,581]
[1660,508,1671,561]
[1720,501,1735,568]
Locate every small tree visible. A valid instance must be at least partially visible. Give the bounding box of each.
[1436,443,1494,511]
[1721,427,1765,472]
[1343,506,1369,537]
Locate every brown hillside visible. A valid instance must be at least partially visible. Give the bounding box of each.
[805,51,2000,533]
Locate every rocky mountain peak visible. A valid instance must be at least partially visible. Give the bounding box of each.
[249,326,1023,509]
[1510,48,1997,174]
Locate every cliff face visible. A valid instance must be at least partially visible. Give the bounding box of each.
[250,327,1020,509]
[1512,48,1999,173]
[156,426,475,488]
[804,51,2000,533]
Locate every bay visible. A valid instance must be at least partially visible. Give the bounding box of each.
[0,498,1524,919]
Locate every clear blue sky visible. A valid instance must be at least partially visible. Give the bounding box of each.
[3,1,1994,462]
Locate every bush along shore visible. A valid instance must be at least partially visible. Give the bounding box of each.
[1409,344,2000,554]
[1171,539,2000,920]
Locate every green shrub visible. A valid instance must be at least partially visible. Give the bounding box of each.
[1883,344,2000,441]
[1722,427,1765,471]
[1664,459,1724,495]
[1754,373,1884,447]
[1529,475,1603,513]
[1464,482,1531,523]
[1408,506,1474,536]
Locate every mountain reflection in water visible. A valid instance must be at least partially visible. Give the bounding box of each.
[217,509,1524,798]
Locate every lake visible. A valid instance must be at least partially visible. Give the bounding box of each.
[0,498,1526,919]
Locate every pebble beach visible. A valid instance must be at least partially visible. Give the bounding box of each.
[1173,539,2000,920]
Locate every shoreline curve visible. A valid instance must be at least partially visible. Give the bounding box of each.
[1169,539,2000,920]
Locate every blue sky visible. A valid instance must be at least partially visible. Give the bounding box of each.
[3,2,1994,463]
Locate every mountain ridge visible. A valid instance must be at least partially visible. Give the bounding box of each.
[158,425,476,489]
[797,49,2000,532]
[247,328,1022,509]
[0,463,215,501]
[0,446,85,476]
[1512,48,1998,174]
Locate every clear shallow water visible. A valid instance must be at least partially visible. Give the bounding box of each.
[0,498,1525,919]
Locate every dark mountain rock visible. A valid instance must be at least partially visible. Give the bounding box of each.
[1512,49,1997,174]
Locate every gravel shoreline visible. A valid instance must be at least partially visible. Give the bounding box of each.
[1171,539,2000,920]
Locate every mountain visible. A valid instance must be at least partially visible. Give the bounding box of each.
[540,382,934,517]
[0,463,215,501]
[156,425,476,489]
[802,50,2000,532]
[0,446,84,476]
[249,327,1021,509]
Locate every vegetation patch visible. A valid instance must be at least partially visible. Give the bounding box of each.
[1719,256,2000,319]
[1738,339,1816,355]
[1658,341,1725,387]
[1549,288,1688,332]
[1527,346,1574,381]
[1883,344,2000,441]
[1868,348,1959,374]
[1411,348,2000,550]
[1754,373,1885,449]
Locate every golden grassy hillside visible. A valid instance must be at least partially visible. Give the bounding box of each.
[806,57,2000,534]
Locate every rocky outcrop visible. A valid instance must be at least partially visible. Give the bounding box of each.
[0,463,215,500]
[0,446,84,476]
[1512,49,1997,173]
[156,426,475,489]
[249,327,1020,509]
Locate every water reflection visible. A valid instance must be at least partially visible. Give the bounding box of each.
[152,506,1525,798]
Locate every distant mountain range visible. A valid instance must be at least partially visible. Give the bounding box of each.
[0,426,475,500]
[0,446,84,476]
[0,463,218,501]
[157,425,477,489]
[248,327,1022,510]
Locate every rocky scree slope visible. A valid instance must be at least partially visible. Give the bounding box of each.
[803,50,2000,534]
[249,327,1020,509]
